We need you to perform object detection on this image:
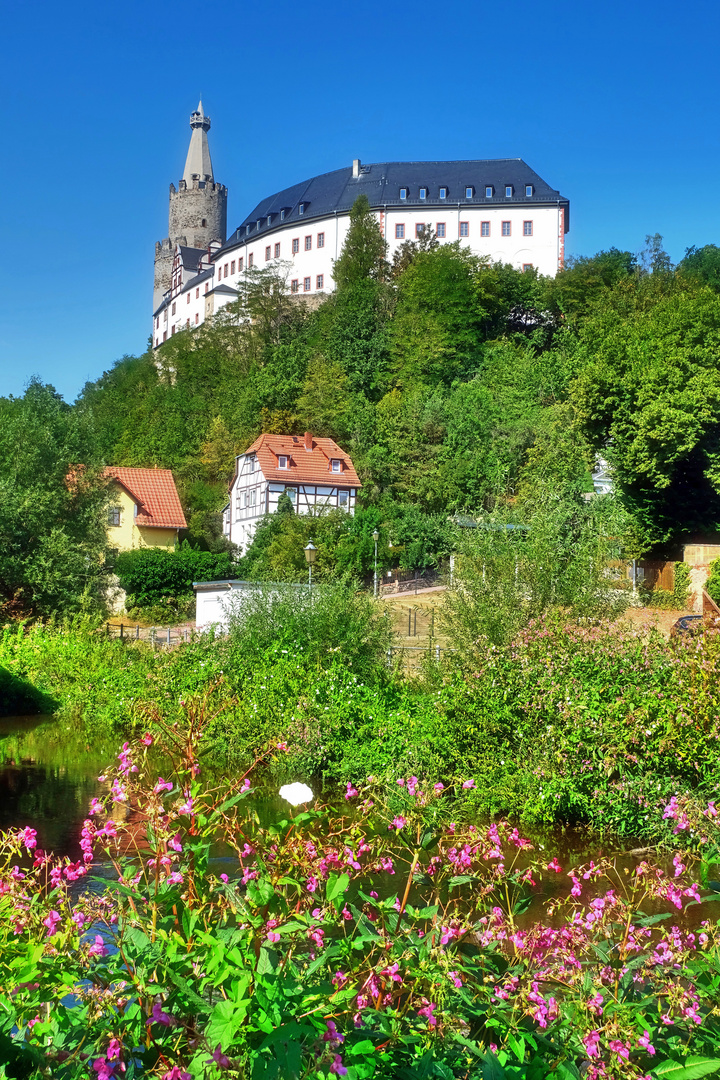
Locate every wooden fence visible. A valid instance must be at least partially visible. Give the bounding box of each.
[638,560,675,592]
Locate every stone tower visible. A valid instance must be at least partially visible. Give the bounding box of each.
[153,102,228,311]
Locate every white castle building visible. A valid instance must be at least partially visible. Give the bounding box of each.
[153,106,570,347]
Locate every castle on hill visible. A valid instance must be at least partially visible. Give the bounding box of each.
[153,105,570,347]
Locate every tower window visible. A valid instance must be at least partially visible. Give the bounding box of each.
[195,287,199,298]
[186,293,190,304]
[267,215,272,226]
[280,209,286,221]
[331,459,342,473]
[246,225,250,235]
[201,218,207,227]
[108,506,121,527]
[523,263,534,271]
[171,302,176,314]
[223,263,228,278]
[291,279,299,293]
[416,223,425,237]
[230,260,236,274]
[238,257,243,271]
[278,455,288,469]
[256,220,261,230]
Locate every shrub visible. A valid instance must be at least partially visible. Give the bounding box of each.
[114,543,236,609]
[674,560,691,608]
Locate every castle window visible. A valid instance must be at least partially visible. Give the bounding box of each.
[505,185,513,197]
[305,235,312,251]
[171,302,176,314]
[304,277,311,291]
[459,221,469,237]
[317,232,325,248]
[299,203,305,215]
[395,223,405,239]
[419,187,427,200]
[239,257,243,271]
[485,186,493,197]
[465,186,474,198]
[274,242,280,257]
[248,253,254,267]
[223,263,228,278]
[292,238,300,254]
[437,222,446,237]
[163,331,167,341]
[256,220,261,230]
[523,220,533,236]
[523,263,534,271]
[439,186,447,199]
[291,279,299,293]
[246,225,250,235]
[187,293,190,304]
[416,223,425,237]
[107,506,121,527]
[481,221,490,237]
[525,185,533,196]
[267,215,272,226]
[195,287,199,298]
[195,313,199,324]
[201,218,207,227]
[502,221,511,236]
[399,187,408,200]
[231,260,236,273]
[265,246,271,261]
[317,274,324,289]
[205,283,209,293]
[155,317,159,329]
[280,209,286,221]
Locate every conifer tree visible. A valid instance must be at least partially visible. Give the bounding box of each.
[332,195,388,289]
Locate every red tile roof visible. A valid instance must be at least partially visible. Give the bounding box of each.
[241,433,361,487]
[104,467,187,529]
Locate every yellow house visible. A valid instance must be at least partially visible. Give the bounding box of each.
[104,467,187,552]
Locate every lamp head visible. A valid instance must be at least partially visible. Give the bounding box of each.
[372,529,379,543]
[304,541,317,565]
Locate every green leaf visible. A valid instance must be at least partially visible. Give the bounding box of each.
[348,1040,376,1056]
[205,999,244,1052]
[652,1058,720,1079]
[326,871,350,903]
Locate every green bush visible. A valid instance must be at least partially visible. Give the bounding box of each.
[115,543,236,609]
[674,560,692,607]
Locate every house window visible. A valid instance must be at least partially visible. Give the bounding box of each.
[274,242,281,257]
[278,455,288,469]
[437,222,446,237]
[502,221,511,236]
[292,238,300,254]
[305,235,312,250]
[525,185,533,197]
[400,187,408,200]
[416,223,425,237]
[419,187,427,200]
[304,277,311,291]
[523,220,533,236]
[331,459,342,472]
[299,203,305,215]
[395,223,405,239]
[459,221,469,237]
[485,185,493,197]
[107,506,121,526]
[291,279,299,293]
[248,253,254,267]
[265,245,271,260]
[284,487,296,504]
[248,487,257,507]
[481,221,490,237]
[171,302,176,314]
[465,186,473,198]
[316,274,324,289]
[239,257,243,271]
[338,490,349,507]
[439,186,447,199]
[231,260,236,274]
[522,263,534,271]
[317,232,325,248]
[505,185,513,197]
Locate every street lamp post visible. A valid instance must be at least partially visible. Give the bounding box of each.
[304,541,317,596]
[372,529,379,599]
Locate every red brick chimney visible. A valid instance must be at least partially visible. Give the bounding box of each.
[304,431,313,451]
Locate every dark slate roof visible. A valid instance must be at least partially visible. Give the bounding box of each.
[178,245,207,271]
[180,266,214,294]
[219,159,569,253]
[210,283,239,295]
[153,296,170,317]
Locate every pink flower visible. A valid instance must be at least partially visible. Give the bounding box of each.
[546,857,562,873]
[608,1039,630,1061]
[341,905,353,921]
[396,778,405,787]
[276,741,289,751]
[583,1030,601,1057]
[167,871,184,886]
[417,999,437,1027]
[161,1070,191,1080]
[462,779,475,789]
[390,816,406,831]
[88,934,108,959]
[329,1055,347,1076]
[220,873,229,883]
[205,1045,231,1067]
[306,876,318,893]
[43,910,61,937]
[323,1020,344,1046]
[241,778,251,792]
[449,970,463,988]
[106,1038,122,1060]
[154,778,173,795]
[672,854,685,877]
[266,931,280,943]
[148,1001,172,1026]
[637,1031,655,1055]
[705,801,718,818]
[19,827,37,851]
[345,782,358,799]
[141,733,153,746]
[433,782,444,793]
[168,834,183,853]
[177,794,194,815]
[332,970,347,987]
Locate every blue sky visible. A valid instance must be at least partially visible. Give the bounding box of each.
[1,0,718,402]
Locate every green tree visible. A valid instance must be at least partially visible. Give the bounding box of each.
[0,380,109,618]
[294,354,350,439]
[679,244,720,291]
[332,195,388,289]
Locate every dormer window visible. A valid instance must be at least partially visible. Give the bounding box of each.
[525,184,533,196]
[419,187,427,200]
[399,187,408,200]
[256,219,261,230]
[485,186,493,198]
[246,224,251,235]
[505,185,513,197]
[331,459,342,473]
[267,214,272,226]
[278,455,288,469]
[299,203,305,215]
[280,209,286,221]
[439,186,447,199]
[465,186,474,198]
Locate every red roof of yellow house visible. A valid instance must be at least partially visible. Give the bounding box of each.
[241,432,361,487]
[104,467,187,529]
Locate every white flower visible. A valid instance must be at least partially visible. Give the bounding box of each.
[279,782,314,807]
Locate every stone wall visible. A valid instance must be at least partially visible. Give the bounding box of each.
[168,180,227,249]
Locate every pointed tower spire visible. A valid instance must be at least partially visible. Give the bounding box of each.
[182,101,214,184]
